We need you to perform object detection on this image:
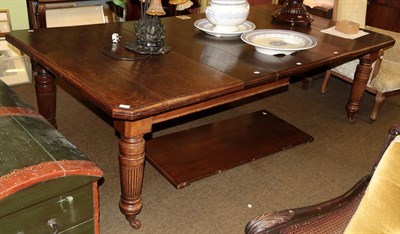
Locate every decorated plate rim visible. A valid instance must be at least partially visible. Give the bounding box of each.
[241,29,317,51]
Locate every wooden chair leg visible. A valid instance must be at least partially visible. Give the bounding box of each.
[370,91,385,122]
[321,70,332,95]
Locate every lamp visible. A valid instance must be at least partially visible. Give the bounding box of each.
[125,0,172,54]
[272,0,313,26]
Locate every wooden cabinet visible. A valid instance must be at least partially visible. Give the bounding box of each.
[366,0,400,32]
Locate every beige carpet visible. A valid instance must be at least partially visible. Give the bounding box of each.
[12,76,400,234]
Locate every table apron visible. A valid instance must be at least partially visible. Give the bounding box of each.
[152,78,289,124]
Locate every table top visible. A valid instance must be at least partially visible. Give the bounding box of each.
[6,4,395,121]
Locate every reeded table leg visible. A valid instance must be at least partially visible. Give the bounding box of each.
[346,51,379,123]
[114,118,152,229]
[33,63,57,128]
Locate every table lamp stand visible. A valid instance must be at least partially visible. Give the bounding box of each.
[125,0,171,54]
[272,0,313,26]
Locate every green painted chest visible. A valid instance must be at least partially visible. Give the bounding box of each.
[0,80,103,233]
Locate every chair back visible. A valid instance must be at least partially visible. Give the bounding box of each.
[335,0,367,28]
[45,5,105,28]
[366,26,400,63]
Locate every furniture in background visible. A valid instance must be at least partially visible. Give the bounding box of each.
[26,0,108,29]
[273,0,314,25]
[366,0,400,32]
[321,0,400,122]
[0,9,31,86]
[114,0,202,21]
[0,49,31,86]
[322,27,400,122]
[6,4,395,229]
[0,9,12,37]
[117,0,272,21]
[334,0,367,27]
[248,0,271,5]
[45,5,105,28]
[245,124,400,234]
[277,0,334,19]
[0,79,103,233]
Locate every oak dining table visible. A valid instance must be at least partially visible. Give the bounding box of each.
[6,3,395,229]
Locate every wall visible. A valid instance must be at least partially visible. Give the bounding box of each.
[0,0,29,30]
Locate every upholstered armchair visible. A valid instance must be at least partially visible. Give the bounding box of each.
[321,0,400,122]
[245,125,400,234]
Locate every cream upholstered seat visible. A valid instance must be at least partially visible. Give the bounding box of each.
[321,0,400,122]
[344,131,400,233]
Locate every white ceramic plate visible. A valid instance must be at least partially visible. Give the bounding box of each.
[194,18,256,38]
[241,29,317,55]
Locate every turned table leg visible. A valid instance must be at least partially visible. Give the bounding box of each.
[114,118,152,229]
[33,63,57,128]
[346,51,379,123]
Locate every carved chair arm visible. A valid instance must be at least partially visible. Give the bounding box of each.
[245,124,400,234]
[245,176,369,234]
[369,124,400,174]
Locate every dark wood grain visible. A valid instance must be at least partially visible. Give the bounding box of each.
[147,110,313,188]
[6,5,395,121]
[366,0,400,32]
[5,4,396,228]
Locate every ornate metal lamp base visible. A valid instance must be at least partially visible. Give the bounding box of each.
[125,41,171,55]
[126,14,171,55]
[272,0,313,26]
